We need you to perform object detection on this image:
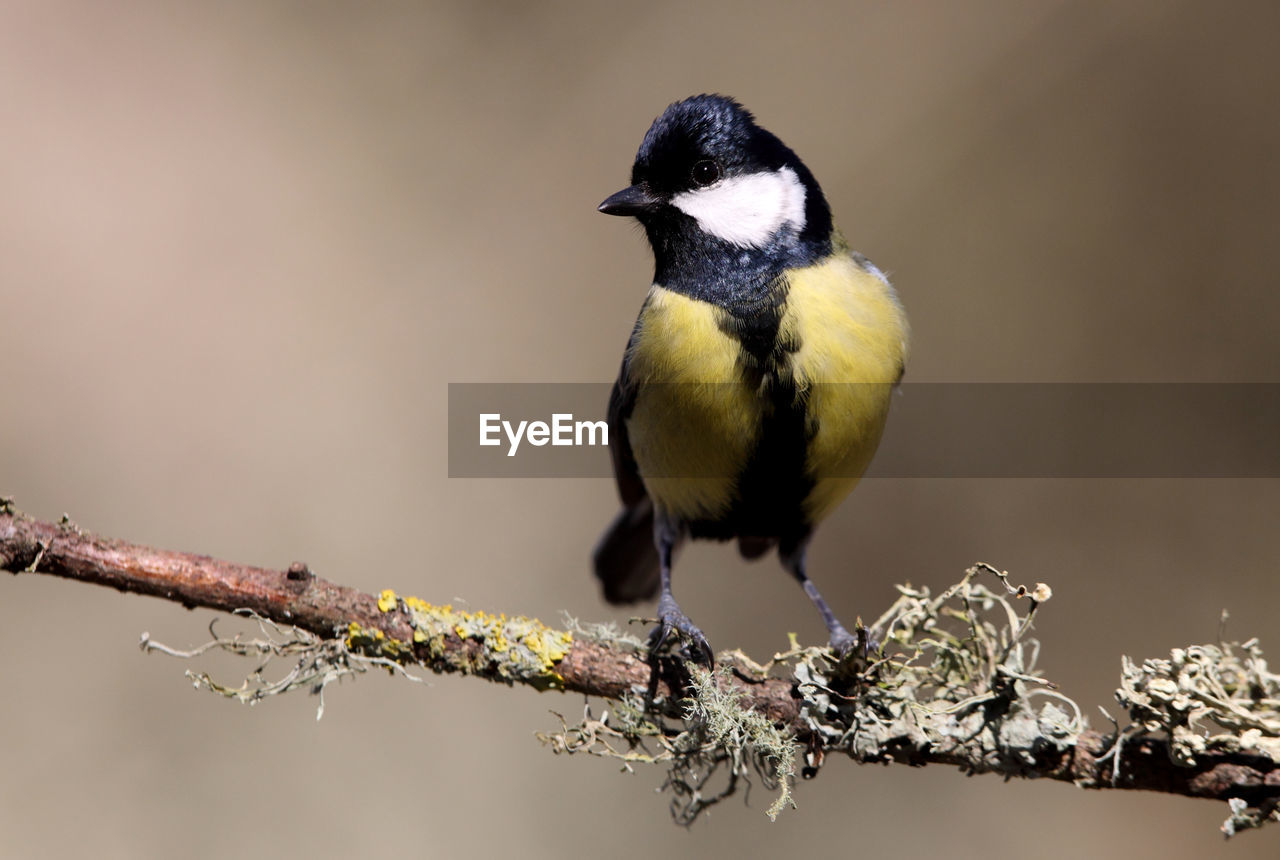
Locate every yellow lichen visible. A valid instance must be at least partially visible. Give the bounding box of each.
[387,593,573,689]
[356,591,577,677]
[345,620,412,661]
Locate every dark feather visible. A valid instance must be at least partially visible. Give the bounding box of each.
[737,536,775,560]
[592,497,659,603]
[593,330,660,603]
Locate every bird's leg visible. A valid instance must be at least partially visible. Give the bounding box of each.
[782,542,864,656]
[647,512,713,666]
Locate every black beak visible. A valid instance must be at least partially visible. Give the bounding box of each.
[598,183,660,216]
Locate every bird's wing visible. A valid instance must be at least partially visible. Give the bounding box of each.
[606,354,646,506]
[592,316,660,603]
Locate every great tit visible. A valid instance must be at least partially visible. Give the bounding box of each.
[593,95,908,662]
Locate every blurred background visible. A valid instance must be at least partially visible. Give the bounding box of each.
[2,1,1277,857]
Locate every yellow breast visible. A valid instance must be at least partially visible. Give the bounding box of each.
[624,248,908,527]
[625,285,761,521]
[780,252,909,521]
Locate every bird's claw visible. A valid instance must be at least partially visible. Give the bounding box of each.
[829,625,879,661]
[647,600,714,667]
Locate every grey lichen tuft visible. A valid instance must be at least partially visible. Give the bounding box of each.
[791,563,1081,778]
[678,666,798,821]
[543,563,1080,823]
[1117,631,1280,766]
[538,668,797,824]
[1222,796,1280,837]
[1116,618,1280,837]
[140,610,426,721]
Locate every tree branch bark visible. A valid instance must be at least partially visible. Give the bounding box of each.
[3,507,1277,822]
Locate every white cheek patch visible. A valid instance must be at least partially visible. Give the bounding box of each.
[670,167,807,248]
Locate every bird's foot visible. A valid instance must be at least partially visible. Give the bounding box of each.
[647,597,714,667]
[828,623,879,661]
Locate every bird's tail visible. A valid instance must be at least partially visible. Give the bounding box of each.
[592,498,660,604]
[736,536,776,560]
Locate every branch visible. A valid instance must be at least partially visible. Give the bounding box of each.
[2,503,1277,834]
[0,506,769,718]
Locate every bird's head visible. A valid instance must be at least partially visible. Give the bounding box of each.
[599,95,832,264]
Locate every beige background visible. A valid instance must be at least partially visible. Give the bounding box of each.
[2,1,1278,857]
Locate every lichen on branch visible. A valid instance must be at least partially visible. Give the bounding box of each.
[2,504,1277,835]
[538,563,1077,822]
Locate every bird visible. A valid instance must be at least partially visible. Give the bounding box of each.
[593,94,908,663]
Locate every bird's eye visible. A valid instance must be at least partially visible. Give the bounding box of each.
[690,159,721,187]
